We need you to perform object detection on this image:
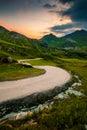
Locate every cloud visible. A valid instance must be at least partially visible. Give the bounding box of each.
[43,3,57,9]
[51,23,74,31]
[50,21,87,36]
[59,0,87,22]
[51,0,87,35]
[50,23,75,35]
[58,0,75,4]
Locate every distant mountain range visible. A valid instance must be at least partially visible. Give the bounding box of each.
[0,25,87,60]
[0,25,87,49]
[41,29,87,48]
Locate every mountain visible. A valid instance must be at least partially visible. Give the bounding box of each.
[40,33,58,48]
[65,29,87,38]
[0,26,45,60]
[0,26,33,46]
[0,25,87,61]
[41,29,87,48]
[0,26,9,32]
[64,29,87,47]
[41,33,58,42]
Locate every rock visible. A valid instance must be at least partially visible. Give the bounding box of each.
[15,112,28,120]
[7,57,13,63]
[65,87,83,96]
[54,92,68,99]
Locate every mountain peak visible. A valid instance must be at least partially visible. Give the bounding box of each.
[46,33,57,37]
[75,29,86,33]
[41,33,58,41]
[48,33,55,36]
[80,29,86,31]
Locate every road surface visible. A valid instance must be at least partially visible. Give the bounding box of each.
[0,66,71,103]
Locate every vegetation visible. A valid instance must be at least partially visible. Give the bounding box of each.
[27,58,56,66]
[0,58,87,130]
[0,40,42,59]
[0,63,45,81]
[41,29,87,49]
[0,26,87,130]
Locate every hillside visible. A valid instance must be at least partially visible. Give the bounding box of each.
[41,29,87,49]
[1,26,87,50]
[0,26,46,60]
[0,26,32,46]
[0,26,87,61]
[0,39,40,60]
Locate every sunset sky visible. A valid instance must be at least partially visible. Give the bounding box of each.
[0,0,87,39]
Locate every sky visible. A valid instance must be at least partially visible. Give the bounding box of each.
[0,0,87,39]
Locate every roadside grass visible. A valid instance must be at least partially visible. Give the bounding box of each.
[27,59,56,66]
[56,58,87,94]
[0,58,56,81]
[0,63,45,81]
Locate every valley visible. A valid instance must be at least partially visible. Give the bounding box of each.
[0,26,87,130]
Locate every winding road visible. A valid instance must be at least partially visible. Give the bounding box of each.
[0,66,71,103]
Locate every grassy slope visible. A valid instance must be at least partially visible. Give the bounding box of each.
[0,39,42,60]
[0,58,87,130]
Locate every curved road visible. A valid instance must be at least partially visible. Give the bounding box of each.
[0,66,71,103]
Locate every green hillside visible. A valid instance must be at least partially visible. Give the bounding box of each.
[0,39,41,60]
[0,26,87,61]
[41,29,87,49]
[0,26,47,60]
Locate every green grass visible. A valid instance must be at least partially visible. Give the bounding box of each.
[56,58,87,94]
[0,63,45,81]
[0,39,42,60]
[27,59,56,66]
[0,58,56,81]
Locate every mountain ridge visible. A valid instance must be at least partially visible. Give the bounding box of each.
[41,29,87,48]
[0,25,87,61]
[0,25,87,54]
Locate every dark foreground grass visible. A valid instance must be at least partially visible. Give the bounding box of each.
[0,63,45,81]
[0,58,87,130]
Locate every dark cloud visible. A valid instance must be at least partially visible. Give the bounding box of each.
[50,0,87,33]
[58,0,75,4]
[50,23,75,35]
[60,0,87,22]
[43,3,57,9]
[51,23,74,31]
[50,22,87,35]
[50,23,76,36]
[50,27,74,36]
